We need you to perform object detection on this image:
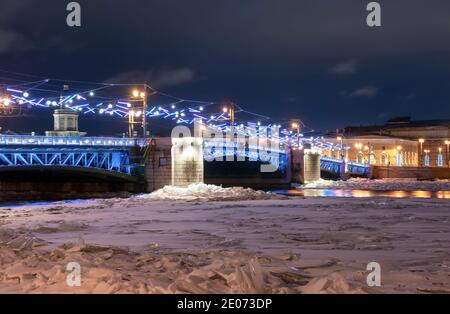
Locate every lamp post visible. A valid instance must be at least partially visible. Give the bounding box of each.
[222,103,235,127]
[337,136,344,160]
[419,138,425,167]
[131,86,148,138]
[291,121,301,150]
[424,149,430,167]
[445,140,450,167]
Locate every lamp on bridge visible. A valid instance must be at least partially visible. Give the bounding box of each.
[130,87,148,138]
[291,121,301,150]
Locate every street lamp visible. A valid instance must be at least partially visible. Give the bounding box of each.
[291,121,301,150]
[131,86,148,138]
[424,149,430,167]
[337,136,344,160]
[419,138,425,167]
[222,103,235,127]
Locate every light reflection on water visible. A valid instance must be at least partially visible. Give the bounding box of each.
[273,189,450,199]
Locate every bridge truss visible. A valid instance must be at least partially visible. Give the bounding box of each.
[320,156,371,177]
[0,148,132,174]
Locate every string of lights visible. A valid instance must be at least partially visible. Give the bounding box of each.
[0,69,343,151]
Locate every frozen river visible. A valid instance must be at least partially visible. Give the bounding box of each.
[0,181,449,293]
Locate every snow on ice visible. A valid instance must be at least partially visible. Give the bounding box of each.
[140,183,284,201]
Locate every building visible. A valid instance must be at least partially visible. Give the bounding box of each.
[324,135,419,167]
[327,117,450,167]
[45,109,86,137]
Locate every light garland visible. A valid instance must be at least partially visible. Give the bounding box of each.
[0,76,346,152]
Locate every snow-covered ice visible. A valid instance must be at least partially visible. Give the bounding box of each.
[0,183,449,293]
[140,183,283,201]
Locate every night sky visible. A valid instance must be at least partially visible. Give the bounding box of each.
[1,0,450,136]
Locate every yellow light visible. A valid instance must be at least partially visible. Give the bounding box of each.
[337,136,342,141]
[140,92,146,98]
[3,98,11,106]
[132,90,140,98]
[439,147,442,152]
[222,107,228,113]
[291,123,299,129]
[397,146,402,151]
[445,140,449,145]
[419,138,425,144]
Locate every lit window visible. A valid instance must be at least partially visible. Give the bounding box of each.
[369,153,376,165]
[381,153,388,166]
[424,155,430,167]
[396,152,403,166]
[357,153,364,163]
[437,154,443,167]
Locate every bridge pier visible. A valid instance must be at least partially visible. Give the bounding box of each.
[291,149,321,184]
[144,137,204,192]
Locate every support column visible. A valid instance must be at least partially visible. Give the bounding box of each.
[302,151,321,183]
[171,137,204,186]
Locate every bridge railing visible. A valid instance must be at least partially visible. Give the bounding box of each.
[0,135,147,148]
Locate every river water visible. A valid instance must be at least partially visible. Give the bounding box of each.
[273,189,450,199]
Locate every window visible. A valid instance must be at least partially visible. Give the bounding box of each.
[396,152,403,166]
[357,153,364,163]
[369,153,376,165]
[437,154,443,167]
[424,155,430,167]
[381,153,388,166]
[159,157,168,167]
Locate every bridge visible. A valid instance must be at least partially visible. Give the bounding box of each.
[320,156,371,177]
[0,134,148,186]
[0,74,374,201]
[0,135,370,179]
[0,134,371,200]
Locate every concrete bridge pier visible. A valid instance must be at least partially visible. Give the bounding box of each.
[144,137,204,192]
[339,160,348,180]
[291,148,321,184]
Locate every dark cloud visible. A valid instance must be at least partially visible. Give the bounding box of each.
[105,67,196,88]
[330,60,357,75]
[0,30,33,53]
[350,86,379,98]
[0,0,449,132]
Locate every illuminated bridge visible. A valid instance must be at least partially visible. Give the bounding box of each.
[0,135,370,189]
[320,156,371,177]
[0,135,147,178]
